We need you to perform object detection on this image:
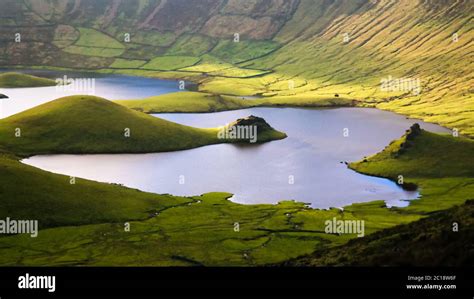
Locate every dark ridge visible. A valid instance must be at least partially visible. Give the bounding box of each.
[282,200,474,267]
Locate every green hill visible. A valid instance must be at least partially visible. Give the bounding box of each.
[350,124,474,179]
[0,95,286,156]
[0,72,57,88]
[116,91,355,113]
[349,124,474,213]
[116,92,251,113]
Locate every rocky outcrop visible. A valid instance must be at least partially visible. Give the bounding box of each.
[398,123,422,155]
[220,115,287,144]
[230,115,275,132]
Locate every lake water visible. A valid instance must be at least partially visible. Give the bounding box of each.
[2,70,451,209]
[0,69,183,118]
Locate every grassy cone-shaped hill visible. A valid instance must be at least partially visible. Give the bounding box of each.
[0,72,57,88]
[350,124,474,179]
[0,95,286,156]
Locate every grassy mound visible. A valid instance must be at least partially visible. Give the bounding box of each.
[116,91,251,113]
[116,91,356,114]
[0,72,57,88]
[350,124,474,179]
[0,95,286,156]
[349,125,474,213]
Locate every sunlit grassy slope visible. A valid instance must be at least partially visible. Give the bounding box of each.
[2,0,472,136]
[251,0,474,136]
[350,127,474,180]
[141,56,201,71]
[0,95,286,156]
[116,91,356,113]
[116,91,250,113]
[63,27,125,58]
[0,72,56,88]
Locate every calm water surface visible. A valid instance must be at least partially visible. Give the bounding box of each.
[0,69,182,118]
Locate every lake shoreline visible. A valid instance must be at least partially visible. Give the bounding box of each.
[0,68,450,210]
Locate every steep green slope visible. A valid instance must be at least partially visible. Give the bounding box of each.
[252,0,474,136]
[1,1,472,135]
[0,95,286,156]
[2,1,471,136]
[0,72,57,88]
[285,200,474,267]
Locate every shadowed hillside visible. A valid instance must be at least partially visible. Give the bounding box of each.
[284,200,474,267]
